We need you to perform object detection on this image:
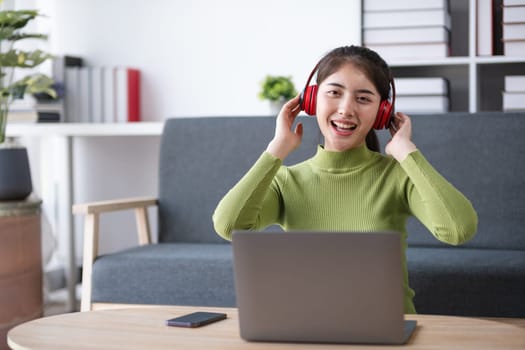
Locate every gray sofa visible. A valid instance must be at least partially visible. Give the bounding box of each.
[80,113,525,317]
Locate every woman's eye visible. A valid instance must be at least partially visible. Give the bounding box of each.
[357,96,372,103]
[327,90,340,96]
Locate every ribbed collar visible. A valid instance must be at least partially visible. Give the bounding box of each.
[310,143,376,172]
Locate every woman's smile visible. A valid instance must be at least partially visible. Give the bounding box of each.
[331,119,358,136]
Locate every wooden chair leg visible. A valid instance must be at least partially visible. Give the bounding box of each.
[135,207,151,245]
[80,213,99,312]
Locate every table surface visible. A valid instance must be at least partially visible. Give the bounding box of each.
[7,305,525,350]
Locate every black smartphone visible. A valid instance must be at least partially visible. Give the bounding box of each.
[165,311,227,328]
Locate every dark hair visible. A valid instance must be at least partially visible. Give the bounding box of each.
[315,46,393,152]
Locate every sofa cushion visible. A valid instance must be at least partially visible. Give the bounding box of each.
[91,243,235,307]
[158,116,320,244]
[407,246,525,317]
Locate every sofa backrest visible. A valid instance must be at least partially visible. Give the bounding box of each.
[377,112,525,250]
[158,116,320,243]
[159,113,525,250]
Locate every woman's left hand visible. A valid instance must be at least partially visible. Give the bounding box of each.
[385,112,418,162]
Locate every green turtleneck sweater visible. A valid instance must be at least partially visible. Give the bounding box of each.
[213,144,478,313]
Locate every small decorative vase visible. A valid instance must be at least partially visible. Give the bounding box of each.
[0,141,33,201]
[269,99,286,116]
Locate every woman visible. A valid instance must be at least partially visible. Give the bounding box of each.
[213,45,477,313]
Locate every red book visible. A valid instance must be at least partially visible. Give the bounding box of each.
[116,67,141,122]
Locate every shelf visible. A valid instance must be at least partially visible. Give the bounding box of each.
[388,57,471,67]
[6,122,164,137]
[389,56,525,68]
[363,0,525,113]
[474,56,525,65]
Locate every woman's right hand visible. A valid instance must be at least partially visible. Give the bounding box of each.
[265,95,303,160]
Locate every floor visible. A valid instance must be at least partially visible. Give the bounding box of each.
[43,286,81,317]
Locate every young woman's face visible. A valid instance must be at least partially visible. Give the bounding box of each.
[316,62,381,152]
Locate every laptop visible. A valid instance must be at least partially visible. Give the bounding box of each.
[232,231,417,345]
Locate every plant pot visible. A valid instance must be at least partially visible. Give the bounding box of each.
[0,143,32,201]
[269,99,286,115]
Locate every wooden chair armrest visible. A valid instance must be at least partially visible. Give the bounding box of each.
[73,196,158,311]
[72,196,158,215]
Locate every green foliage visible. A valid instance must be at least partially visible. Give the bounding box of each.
[258,75,297,102]
[0,8,56,144]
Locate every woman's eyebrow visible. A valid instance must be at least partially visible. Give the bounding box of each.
[325,82,346,89]
[356,88,376,95]
[324,82,376,95]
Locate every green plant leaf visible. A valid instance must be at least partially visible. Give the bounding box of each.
[0,49,54,68]
[0,8,55,144]
[8,33,48,41]
[0,10,39,29]
[0,27,15,41]
[4,74,56,99]
[258,75,297,102]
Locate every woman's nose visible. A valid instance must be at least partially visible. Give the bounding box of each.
[338,95,355,116]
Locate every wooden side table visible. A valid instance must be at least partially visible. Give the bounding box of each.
[0,197,42,350]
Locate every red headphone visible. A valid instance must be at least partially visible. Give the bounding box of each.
[299,62,396,130]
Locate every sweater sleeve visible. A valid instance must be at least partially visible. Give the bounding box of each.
[213,152,283,241]
[400,150,478,245]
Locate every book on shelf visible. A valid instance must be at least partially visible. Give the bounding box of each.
[477,0,494,56]
[7,103,63,123]
[505,75,525,91]
[54,56,142,124]
[115,67,141,123]
[503,23,525,40]
[91,67,104,123]
[363,0,449,12]
[363,26,449,45]
[102,67,116,123]
[491,0,505,55]
[363,8,451,29]
[395,95,449,113]
[51,55,83,123]
[366,42,450,60]
[52,55,83,85]
[394,77,449,95]
[503,4,525,23]
[7,110,41,123]
[503,74,525,110]
[65,67,80,123]
[503,40,525,56]
[78,67,92,123]
[502,4,525,55]
[503,0,525,5]
[502,92,525,110]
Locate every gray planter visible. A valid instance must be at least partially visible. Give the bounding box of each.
[0,145,32,201]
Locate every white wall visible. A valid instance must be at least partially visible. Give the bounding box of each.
[24,0,362,258]
[41,0,362,119]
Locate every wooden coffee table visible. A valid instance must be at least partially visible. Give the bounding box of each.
[7,305,525,349]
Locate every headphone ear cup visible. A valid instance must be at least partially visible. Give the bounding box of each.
[374,100,393,129]
[301,85,318,116]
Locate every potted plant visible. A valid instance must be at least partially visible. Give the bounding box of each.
[0,8,55,201]
[258,75,297,115]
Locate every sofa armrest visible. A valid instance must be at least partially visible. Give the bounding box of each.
[72,196,158,311]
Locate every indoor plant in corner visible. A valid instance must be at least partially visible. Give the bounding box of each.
[258,75,297,115]
[0,8,55,201]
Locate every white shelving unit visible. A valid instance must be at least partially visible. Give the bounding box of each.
[6,122,163,137]
[369,0,525,113]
